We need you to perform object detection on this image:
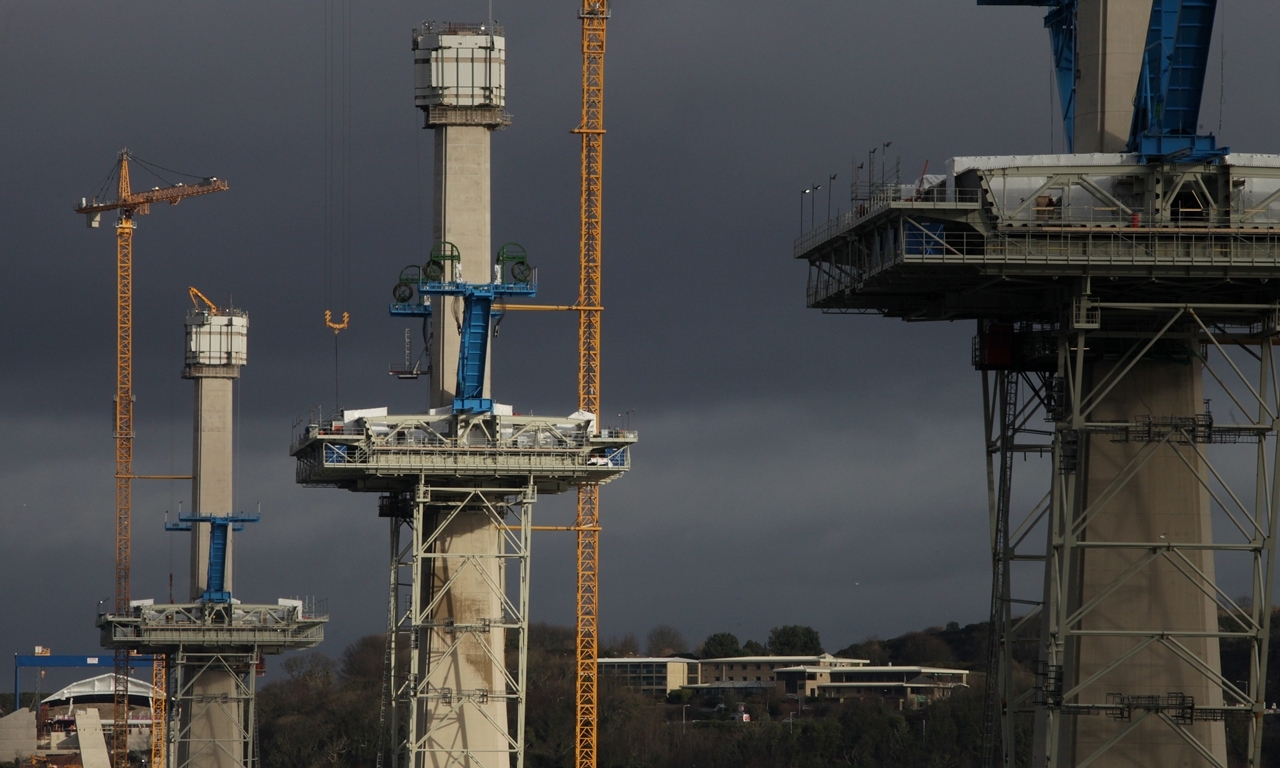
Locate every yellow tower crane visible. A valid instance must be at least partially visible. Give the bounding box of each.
[574,2,608,767]
[75,150,228,768]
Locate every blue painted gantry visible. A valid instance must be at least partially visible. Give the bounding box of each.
[165,511,260,604]
[978,0,1226,162]
[389,242,536,414]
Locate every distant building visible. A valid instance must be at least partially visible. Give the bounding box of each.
[699,654,867,684]
[775,665,969,710]
[597,658,698,697]
[687,654,868,697]
[599,653,969,709]
[0,673,156,762]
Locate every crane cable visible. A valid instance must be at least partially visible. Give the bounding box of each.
[323,0,353,412]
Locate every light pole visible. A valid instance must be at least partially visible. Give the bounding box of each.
[881,142,893,188]
[868,147,878,197]
[810,183,822,230]
[800,188,811,234]
[827,173,837,220]
[682,704,690,735]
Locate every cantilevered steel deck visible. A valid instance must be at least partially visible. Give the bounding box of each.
[290,410,636,492]
[98,602,327,655]
[799,153,1280,320]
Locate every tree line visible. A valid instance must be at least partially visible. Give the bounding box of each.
[246,612,1280,768]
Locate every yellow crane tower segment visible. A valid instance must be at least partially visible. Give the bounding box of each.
[573,2,608,767]
[75,150,229,768]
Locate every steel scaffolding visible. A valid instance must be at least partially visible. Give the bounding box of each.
[974,304,1280,767]
[406,484,530,768]
[98,601,326,768]
[375,486,532,768]
[292,410,633,768]
[797,154,1280,768]
[170,651,259,768]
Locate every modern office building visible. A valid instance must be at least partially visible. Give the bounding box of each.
[775,665,969,709]
[596,658,699,697]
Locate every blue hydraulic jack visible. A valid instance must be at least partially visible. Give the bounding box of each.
[166,511,261,603]
[390,242,537,414]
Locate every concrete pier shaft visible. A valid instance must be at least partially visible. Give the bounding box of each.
[190,376,235,598]
[430,124,493,408]
[1058,358,1226,768]
[411,26,512,765]
[1074,0,1153,153]
[420,118,510,768]
[180,311,248,768]
[415,511,508,764]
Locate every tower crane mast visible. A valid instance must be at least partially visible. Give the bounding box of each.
[75,150,228,768]
[574,2,608,767]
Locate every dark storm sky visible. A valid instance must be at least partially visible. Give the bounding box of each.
[3,0,1280,678]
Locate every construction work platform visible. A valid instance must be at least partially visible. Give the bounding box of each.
[98,601,327,655]
[98,600,325,768]
[799,153,1280,320]
[798,153,1280,768]
[293,408,633,768]
[291,410,635,493]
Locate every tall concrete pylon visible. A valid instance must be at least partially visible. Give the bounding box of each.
[412,21,512,766]
[181,307,249,768]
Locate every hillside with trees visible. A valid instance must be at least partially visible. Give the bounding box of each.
[251,614,1280,768]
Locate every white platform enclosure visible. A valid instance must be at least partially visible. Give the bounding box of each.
[413,22,508,129]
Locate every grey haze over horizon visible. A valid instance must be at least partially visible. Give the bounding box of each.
[3,0,1279,684]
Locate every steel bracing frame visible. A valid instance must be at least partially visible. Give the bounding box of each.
[381,483,532,768]
[379,514,410,768]
[171,651,258,768]
[981,299,1280,768]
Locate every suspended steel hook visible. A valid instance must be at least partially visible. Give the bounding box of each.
[324,309,350,334]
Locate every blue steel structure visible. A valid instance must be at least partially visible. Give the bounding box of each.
[164,513,260,603]
[13,654,154,710]
[979,0,1224,161]
[390,242,536,414]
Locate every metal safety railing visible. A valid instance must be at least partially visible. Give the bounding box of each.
[794,188,984,258]
[807,226,1280,300]
[294,420,636,455]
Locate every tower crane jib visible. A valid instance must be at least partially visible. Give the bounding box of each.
[75,150,228,768]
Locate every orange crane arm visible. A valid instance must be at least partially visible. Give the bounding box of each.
[77,178,229,215]
[189,286,219,314]
[76,148,227,768]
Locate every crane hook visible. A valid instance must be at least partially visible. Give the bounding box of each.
[324,310,350,334]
